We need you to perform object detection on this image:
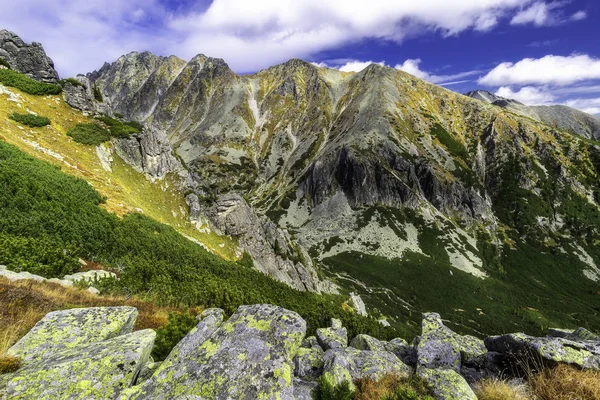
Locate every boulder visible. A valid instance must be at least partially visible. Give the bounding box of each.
[293,378,318,400]
[1,329,155,400]
[316,319,348,350]
[349,292,367,316]
[7,306,138,364]
[485,332,600,370]
[387,338,418,367]
[548,327,599,341]
[63,270,117,284]
[322,347,411,389]
[301,335,321,349]
[0,29,59,82]
[417,367,477,400]
[123,304,306,399]
[294,347,324,379]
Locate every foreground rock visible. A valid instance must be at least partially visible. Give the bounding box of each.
[417,367,477,400]
[1,307,153,400]
[316,318,348,350]
[0,29,59,82]
[123,304,306,399]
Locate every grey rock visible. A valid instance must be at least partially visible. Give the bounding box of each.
[294,347,324,379]
[7,306,138,364]
[301,335,321,349]
[293,378,318,400]
[548,327,599,341]
[322,347,411,389]
[135,360,162,385]
[316,324,348,351]
[485,332,600,370]
[417,367,477,400]
[123,304,306,399]
[349,292,368,316]
[1,329,155,400]
[63,270,117,284]
[387,338,418,367]
[0,29,59,82]
[350,334,388,352]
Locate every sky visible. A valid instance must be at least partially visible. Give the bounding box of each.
[1,0,599,115]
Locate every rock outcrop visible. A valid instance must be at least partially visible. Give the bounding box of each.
[2,307,599,400]
[0,29,59,82]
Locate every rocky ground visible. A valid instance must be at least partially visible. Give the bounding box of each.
[1,303,598,399]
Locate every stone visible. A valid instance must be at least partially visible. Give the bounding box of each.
[0,269,29,282]
[87,287,100,295]
[322,347,411,390]
[349,292,367,316]
[386,338,418,367]
[48,277,74,287]
[1,329,155,400]
[417,367,477,400]
[135,360,162,385]
[293,378,318,400]
[0,29,59,82]
[485,333,600,370]
[7,306,138,364]
[123,304,306,399]
[301,335,321,349]
[316,325,348,351]
[548,327,599,342]
[350,334,387,352]
[63,270,117,284]
[294,347,324,379]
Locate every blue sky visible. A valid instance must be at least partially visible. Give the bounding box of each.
[1,0,599,114]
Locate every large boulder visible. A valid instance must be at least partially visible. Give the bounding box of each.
[123,304,306,399]
[1,329,155,400]
[350,334,417,366]
[322,347,411,390]
[485,332,600,370]
[316,318,348,350]
[0,29,59,82]
[417,367,477,400]
[548,327,600,341]
[7,307,138,364]
[416,313,486,372]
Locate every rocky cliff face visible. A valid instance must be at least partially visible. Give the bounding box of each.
[0,29,59,83]
[465,90,600,139]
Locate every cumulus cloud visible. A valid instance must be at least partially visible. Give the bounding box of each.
[478,54,600,86]
[396,59,481,84]
[0,0,537,76]
[496,86,556,104]
[338,60,387,72]
[563,98,600,115]
[510,1,586,26]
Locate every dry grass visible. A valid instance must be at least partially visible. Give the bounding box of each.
[530,365,600,400]
[475,378,532,400]
[0,276,191,362]
[354,374,434,400]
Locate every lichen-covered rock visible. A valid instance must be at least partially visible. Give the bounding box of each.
[7,306,138,364]
[417,313,486,372]
[294,347,324,379]
[417,367,477,400]
[349,292,367,316]
[293,378,318,400]
[548,327,600,341]
[350,334,387,352]
[485,332,600,370]
[301,335,321,349]
[1,329,155,400]
[123,304,305,399]
[135,360,162,385]
[0,29,59,82]
[322,347,411,390]
[386,338,418,367]
[316,320,348,350]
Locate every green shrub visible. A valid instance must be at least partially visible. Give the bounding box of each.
[59,78,85,88]
[114,112,124,119]
[0,58,10,69]
[0,69,61,95]
[152,312,197,360]
[93,83,103,102]
[96,115,141,138]
[66,123,111,145]
[317,375,355,400]
[8,112,51,127]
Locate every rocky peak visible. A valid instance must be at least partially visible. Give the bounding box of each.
[0,29,59,82]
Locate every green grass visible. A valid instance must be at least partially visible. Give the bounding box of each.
[0,69,61,95]
[8,112,50,127]
[0,139,394,346]
[66,123,111,145]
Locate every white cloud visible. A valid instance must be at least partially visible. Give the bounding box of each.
[338,60,386,72]
[571,10,587,21]
[563,98,600,115]
[396,59,481,84]
[510,1,561,26]
[479,54,600,86]
[496,86,556,104]
[0,0,536,76]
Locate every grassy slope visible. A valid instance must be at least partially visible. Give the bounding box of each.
[0,87,237,259]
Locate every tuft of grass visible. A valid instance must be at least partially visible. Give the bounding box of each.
[0,69,62,95]
[355,374,434,400]
[66,123,111,145]
[475,378,531,400]
[0,355,20,374]
[8,112,50,127]
[530,365,600,400]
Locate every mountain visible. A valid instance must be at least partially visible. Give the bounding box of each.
[465,89,600,140]
[0,29,59,83]
[2,29,600,338]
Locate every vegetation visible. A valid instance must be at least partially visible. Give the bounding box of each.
[152,311,198,360]
[93,83,103,102]
[59,78,85,88]
[317,374,434,400]
[0,58,10,69]
[0,69,62,95]
[66,123,111,145]
[95,115,142,137]
[475,378,530,400]
[8,112,50,127]
[0,140,393,354]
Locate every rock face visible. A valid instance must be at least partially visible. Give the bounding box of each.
[1,307,154,400]
[0,29,59,82]
[124,304,306,399]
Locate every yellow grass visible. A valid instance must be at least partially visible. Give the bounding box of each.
[475,378,531,400]
[530,365,600,400]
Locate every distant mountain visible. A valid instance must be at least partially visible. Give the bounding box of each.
[465,90,600,140]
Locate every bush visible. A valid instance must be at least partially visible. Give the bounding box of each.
[0,58,10,69]
[59,78,85,88]
[66,123,111,145]
[152,312,198,360]
[8,112,51,127]
[316,375,355,400]
[0,69,61,95]
[95,115,141,138]
[93,83,103,102]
